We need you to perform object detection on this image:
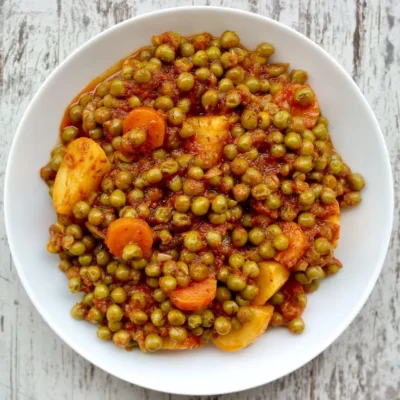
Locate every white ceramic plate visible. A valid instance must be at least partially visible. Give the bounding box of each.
[5,6,393,395]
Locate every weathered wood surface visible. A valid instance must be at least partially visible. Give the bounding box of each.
[0,0,399,399]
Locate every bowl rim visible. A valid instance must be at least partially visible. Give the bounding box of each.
[4,5,394,395]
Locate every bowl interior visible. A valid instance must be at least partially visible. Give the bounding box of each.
[5,7,393,396]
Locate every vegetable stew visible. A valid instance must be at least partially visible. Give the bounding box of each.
[41,31,365,352]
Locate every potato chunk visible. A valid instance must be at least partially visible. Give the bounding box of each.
[162,335,202,350]
[53,138,111,215]
[185,116,229,168]
[252,261,289,305]
[213,305,274,352]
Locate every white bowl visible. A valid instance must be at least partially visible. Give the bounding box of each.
[4,6,393,396]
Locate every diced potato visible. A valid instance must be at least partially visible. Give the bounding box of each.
[274,222,309,268]
[53,138,111,215]
[326,201,340,247]
[252,261,290,305]
[185,116,229,168]
[213,305,274,352]
[162,335,202,350]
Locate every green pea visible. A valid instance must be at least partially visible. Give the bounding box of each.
[95,82,110,97]
[191,197,210,216]
[159,275,177,293]
[155,44,175,62]
[226,90,242,108]
[219,31,239,49]
[154,95,174,110]
[241,167,262,187]
[97,326,112,340]
[122,244,142,261]
[180,42,195,57]
[190,263,209,281]
[177,72,195,91]
[259,241,276,259]
[202,310,215,327]
[223,300,239,315]
[72,201,90,220]
[306,266,325,280]
[50,153,63,172]
[214,316,232,335]
[284,132,302,150]
[62,126,79,143]
[312,123,329,141]
[232,183,250,202]
[109,189,126,208]
[177,98,191,113]
[231,157,249,176]
[188,314,203,329]
[314,237,331,254]
[227,274,246,291]
[241,109,258,130]
[93,283,109,299]
[219,78,234,93]
[87,307,103,323]
[109,79,125,97]
[320,188,336,204]
[145,333,163,352]
[217,267,230,283]
[348,173,365,191]
[290,69,308,84]
[175,195,191,212]
[201,89,218,108]
[294,87,315,106]
[115,264,131,281]
[256,42,275,57]
[232,227,248,247]
[210,195,227,214]
[229,252,245,268]
[245,76,260,94]
[288,317,305,334]
[206,231,222,248]
[169,176,183,192]
[192,50,208,67]
[237,306,254,324]
[299,189,316,206]
[210,60,224,77]
[298,212,315,227]
[304,280,320,293]
[248,228,265,245]
[237,134,253,153]
[258,111,271,129]
[169,327,187,342]
[167,309,186,326]
[273,233,289,251]
[273,110,291,130]
[270,292,285,305]
[71,303,87,320]
[106,304,123,322]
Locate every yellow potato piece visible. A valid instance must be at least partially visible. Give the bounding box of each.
[53,138,111,215]
[162,336,202,351]
[213,305,274,352]
[185,116,229,168]
[325,200,341,248]
[252,261,290,306]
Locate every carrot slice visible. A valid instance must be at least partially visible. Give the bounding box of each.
[169,278,217,311]
[105,218,153,258]
[273,83,320,129]
[122,106,165,150]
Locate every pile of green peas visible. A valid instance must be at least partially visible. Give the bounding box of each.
[42,30,365,351]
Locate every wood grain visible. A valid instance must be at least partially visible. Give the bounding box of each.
[0,0,399,399]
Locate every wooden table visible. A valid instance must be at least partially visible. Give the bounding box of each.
[0,1,399,399]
